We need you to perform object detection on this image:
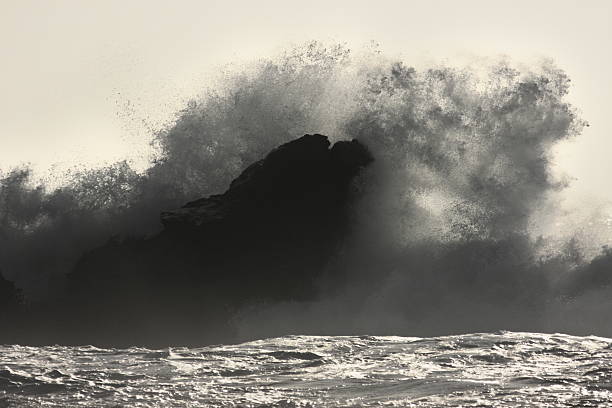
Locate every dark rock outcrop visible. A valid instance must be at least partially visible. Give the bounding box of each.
[0,271,22,343]
[159,134,372,230]
[62,134,372,347]
[0,271,19,310]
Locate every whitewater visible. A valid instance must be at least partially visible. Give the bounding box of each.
[2,331,612,407]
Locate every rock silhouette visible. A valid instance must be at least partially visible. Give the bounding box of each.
[0,271,19,310]
[0,271,21,344]
[61,134,372,346]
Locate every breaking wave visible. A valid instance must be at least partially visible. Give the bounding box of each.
[1,42,611,340]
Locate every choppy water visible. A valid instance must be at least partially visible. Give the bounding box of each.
[2,332,612,407]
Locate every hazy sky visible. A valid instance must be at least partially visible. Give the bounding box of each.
[1,0,611,203]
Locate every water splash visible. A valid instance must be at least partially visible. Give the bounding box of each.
[2,42,610,341]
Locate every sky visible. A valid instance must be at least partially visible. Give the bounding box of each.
[1,0,611,204]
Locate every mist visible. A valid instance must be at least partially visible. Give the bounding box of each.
[1,43,610,345]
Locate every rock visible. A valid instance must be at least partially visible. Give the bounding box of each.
[0,271,21,344]
[64,134,372,347]
[0,271,19,309]
[160,134,372,230]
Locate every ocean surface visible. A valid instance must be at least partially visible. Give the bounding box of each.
[1,331,612,407]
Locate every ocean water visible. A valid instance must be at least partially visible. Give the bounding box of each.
[1,331,611,407]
